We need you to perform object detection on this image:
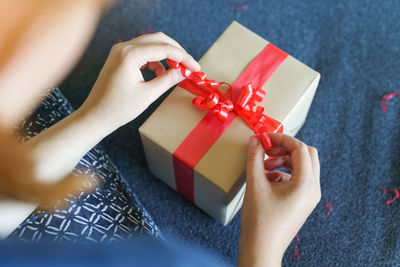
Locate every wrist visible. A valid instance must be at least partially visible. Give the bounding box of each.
[75,104,118,137]
[24,105,114,184]
[238,230,284,267]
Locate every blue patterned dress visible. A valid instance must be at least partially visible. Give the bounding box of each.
[8,88,162,242]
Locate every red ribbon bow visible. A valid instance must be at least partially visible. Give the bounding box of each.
[168,59,282,149]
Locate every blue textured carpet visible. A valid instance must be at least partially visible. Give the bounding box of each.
[60,0,400,265]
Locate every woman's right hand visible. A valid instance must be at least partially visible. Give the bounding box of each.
[78,32,200,133]
[238,133,321,267]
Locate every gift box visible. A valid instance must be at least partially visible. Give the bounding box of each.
[139,21,320,225]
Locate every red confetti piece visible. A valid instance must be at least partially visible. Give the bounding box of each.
[116,37,122,43]
[131,29,155,39]
[325,202,333,216]
[230,2,248,10]
[285,234,300,261]
[383,188,399,205]
[381,91,400,112]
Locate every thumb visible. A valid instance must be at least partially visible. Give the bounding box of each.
[143,68,185,98]
[246,136,269,188]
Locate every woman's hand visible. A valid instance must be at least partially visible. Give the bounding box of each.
[15,33,200,199]
[78,32,201,132]
[238,133,321,267]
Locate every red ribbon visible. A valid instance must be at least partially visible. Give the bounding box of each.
[167,61,281,149]
[170,43,288,203]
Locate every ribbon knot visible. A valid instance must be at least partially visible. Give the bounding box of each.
[192,93,234,121]
[168,59,282,149]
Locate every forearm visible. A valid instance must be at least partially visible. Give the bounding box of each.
[24,106,113,183]
[0,107,112,238]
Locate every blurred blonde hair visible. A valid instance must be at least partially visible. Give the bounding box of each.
[0,0,113,71]
[0,0,113,206]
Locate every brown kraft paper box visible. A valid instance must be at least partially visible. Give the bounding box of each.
[139,21,320,225]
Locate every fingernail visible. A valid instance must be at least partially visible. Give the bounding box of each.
[194,60,201,71]
[250,136,259,146]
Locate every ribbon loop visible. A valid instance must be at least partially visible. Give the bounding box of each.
[253,88,265,103]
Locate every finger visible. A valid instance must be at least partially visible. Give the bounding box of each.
[265,146,289,157]
[143,61,166,76]
[266,171,291,183]
[143,68,185,98]
[308,146,320,186]
[246,136,269,189]
[267,133,313,184]
[131,32,186,51]
[264,155,292,170]
[129,43,201,72]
